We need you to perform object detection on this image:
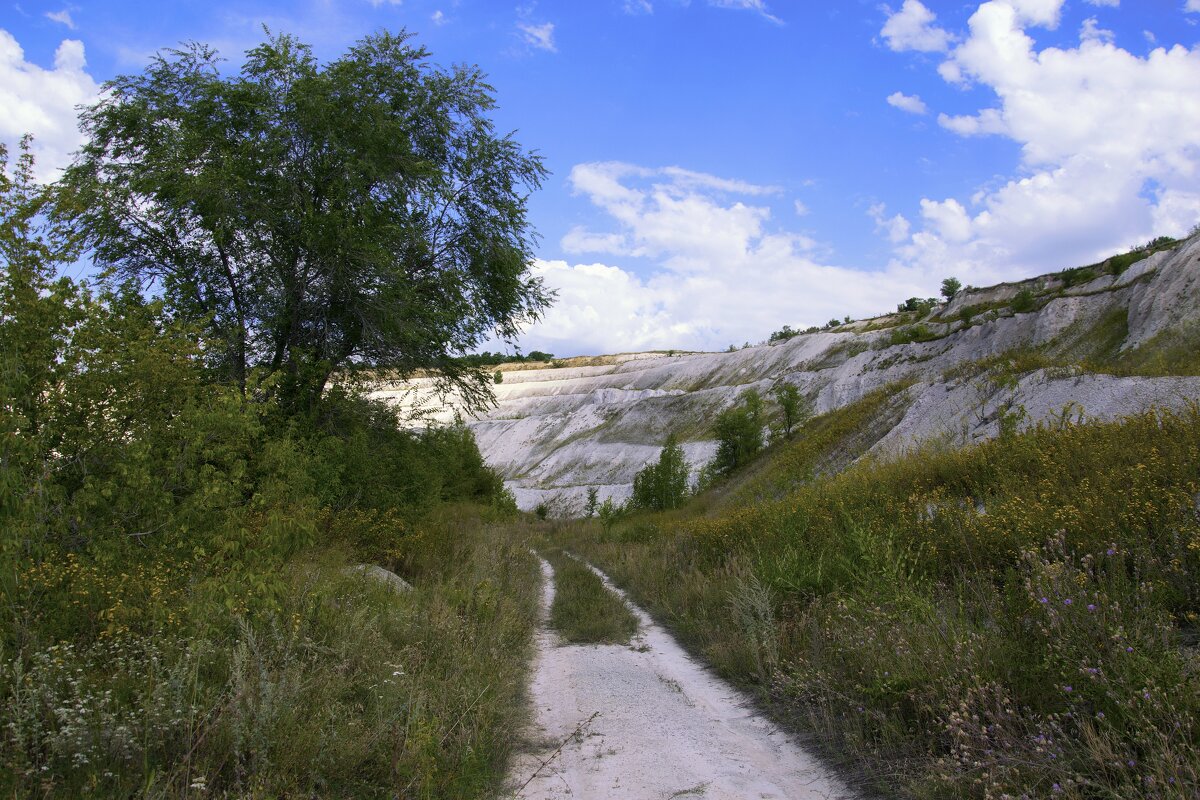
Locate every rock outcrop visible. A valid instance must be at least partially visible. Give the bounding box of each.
[370,236,1200,516]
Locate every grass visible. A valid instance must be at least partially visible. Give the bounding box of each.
[551,395,1200,798]
[543,548,638,645]
[1,505,541,799]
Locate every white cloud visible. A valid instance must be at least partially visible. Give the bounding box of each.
[707,0,782,25]
[881,1,953,53]
[793,199,809,216]
[1079,16,1115,44]
[938,107,1007,136]
[431,10,447,25]
[517,21,556,52]
[519,164,936,354]
[881,0,1200,283]
[1186,0,1200,13]
[870,203,912,243]
[45,10,76,29]
[623,0,653,14]
[0,30,100,181]
[1084,0,1118,6]
[887,91,928,114]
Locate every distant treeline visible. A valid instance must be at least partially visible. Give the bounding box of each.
[454,350,555,368]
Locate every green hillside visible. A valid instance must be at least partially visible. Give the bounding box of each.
[555,387,1200,798]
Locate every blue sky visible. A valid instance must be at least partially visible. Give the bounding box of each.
[4,0,1200,355]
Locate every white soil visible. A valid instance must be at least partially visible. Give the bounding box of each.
[507,558,857,800]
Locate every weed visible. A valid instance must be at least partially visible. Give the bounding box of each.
[543,550,638,645]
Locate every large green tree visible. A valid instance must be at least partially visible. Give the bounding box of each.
[62,31,550,412]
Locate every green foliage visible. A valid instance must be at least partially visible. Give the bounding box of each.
[455,350,554,368]
[887,323,939,346]
[769,325,799,342]
[630,434,690,511]
[544,550,637,645]
[898,297,938,315]
[940,277,961,299]
[1011,287,1036,313]
[772,382,808,439]
[494,370,504,384]
[558,399,1200,798]
[62,30,549,413]
[712,389,765,475]
[584,487,599,518]
[3,139,527,798]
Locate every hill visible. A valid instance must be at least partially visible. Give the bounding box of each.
[371,234,1200,515]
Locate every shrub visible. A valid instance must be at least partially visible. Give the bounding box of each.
[1011,287,1036,312]
[713,390,765,475]
[630,434,691,511]
[941,277,961,299]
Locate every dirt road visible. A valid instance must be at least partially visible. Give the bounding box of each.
[508,558,858,800]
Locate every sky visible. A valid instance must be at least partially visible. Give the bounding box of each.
[3,0,1200,356]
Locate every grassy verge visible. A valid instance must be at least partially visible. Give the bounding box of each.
[1,506,540,799]
[554,395,1200,798]
[543,549,638,645]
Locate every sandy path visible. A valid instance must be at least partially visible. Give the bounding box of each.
[507,557,858,800]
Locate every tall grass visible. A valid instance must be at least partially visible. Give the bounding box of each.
[543,549,638,645]
[557,393,1200,798]
[1,506,540,798]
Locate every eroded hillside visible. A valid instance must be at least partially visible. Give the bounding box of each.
[370,235,1200,514]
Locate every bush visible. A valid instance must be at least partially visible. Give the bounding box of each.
[712,390,765,475]
[1011,287,1036,312]
[630,434,690,511]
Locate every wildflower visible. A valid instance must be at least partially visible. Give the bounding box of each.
[1039,597,1049,604]
[1087,604,1096,612]
[1063,685,1073,693]
[1063,598,1072,605]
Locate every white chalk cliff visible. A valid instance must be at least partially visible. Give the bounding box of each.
[370,236,1200,515]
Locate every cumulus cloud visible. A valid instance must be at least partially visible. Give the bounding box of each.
[870,204,913,243]
[1186,0,1200,13]
[623,0,653,14]
[887,91,928,114]
[0,30,100,181]
[1084,0,1118,6]
[881,1,1200,284]
[1079,17,1115,44]
[881,1,953,53]
[518,164,936,354]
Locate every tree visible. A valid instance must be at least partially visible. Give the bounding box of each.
[630,434,690,511]
[772,383,809,439]
[712,389,765,475]
[941,277,962,300]
[62,31,550,414]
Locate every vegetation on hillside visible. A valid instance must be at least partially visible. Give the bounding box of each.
[2,27,549,797]
[556,387,1200,798]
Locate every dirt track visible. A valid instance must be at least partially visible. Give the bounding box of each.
[507,558,857,800]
